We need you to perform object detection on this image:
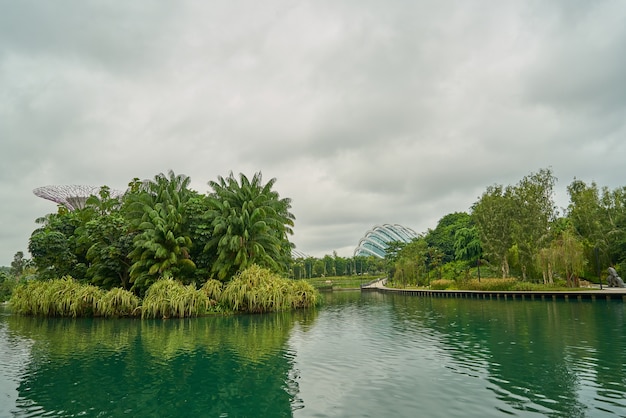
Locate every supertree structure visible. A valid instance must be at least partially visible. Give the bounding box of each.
[33,185,125,211]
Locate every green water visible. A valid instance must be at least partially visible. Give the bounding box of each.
[1,292,625,417]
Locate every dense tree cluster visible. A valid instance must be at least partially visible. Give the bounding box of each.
[388,168,626,287]
[13,167,626,295]
[27,171,296,295]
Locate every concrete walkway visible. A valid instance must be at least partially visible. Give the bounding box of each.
[361,278,626,301]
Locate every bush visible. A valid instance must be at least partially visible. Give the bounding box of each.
[142,278,209,319]
[96,287,141,317]
[462,278,517,291]
[220,265,319,313]
[430,279,455,290]
[10,276,105,317]
[200,279,223,301]
[0,272,17,302]
[289,280,319,309]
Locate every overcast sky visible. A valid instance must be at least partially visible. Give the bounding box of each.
[2,0,626,266]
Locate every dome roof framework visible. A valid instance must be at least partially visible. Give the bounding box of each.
[354,224,418,258]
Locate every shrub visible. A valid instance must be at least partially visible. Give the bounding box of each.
[462,278,517,291]
[201,279,223,301]
[96,287,141,317]
[10,277,104,317]
[142,278,209,319]
[430,279,455,290]
[220,265,320,313]
[289,280,319,309]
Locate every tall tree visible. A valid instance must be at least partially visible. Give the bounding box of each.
[510,168,558,280]
[471,184,515,278]
[127,171,196,293]
[205,172,295,280]
[566,181,626,274]
[10,251,26,278]
[28,210,90,280]
[425,212,473,263]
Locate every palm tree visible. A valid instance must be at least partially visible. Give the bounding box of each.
[127,170,196,293]
[205,172,295,280]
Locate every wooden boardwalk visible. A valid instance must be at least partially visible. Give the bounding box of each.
[361,278,626,302]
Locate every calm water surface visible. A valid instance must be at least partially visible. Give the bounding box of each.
[1,291,625,417]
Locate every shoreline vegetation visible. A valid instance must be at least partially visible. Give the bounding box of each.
[395,277,600,292]
[9,265,319,319]
[5,167,626,315]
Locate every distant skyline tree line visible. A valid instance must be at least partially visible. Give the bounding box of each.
[3,167,625,297]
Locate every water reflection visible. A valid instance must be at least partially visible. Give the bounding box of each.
[2,307,319,417]
[386,295,626,417]
[2,295,626,418]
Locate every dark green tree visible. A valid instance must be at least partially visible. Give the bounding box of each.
[510,168,558,281]
[205,172,295,280]
[28,210,90,280]
[127,171,196,293]
[10,251,27,278]
[471,184,515,278]
[424,212,473,263]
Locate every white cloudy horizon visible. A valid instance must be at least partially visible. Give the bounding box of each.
[2,0,626,265]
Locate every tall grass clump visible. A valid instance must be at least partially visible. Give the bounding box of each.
[289,280,319,309]
[462,278,517,291]
[10,276,105,317]
[429,279,456,290]
[142,278,209,319]
[220,265,320,314]
[199,279,226,313]
[96,287,141,317]
[201,279,223,301]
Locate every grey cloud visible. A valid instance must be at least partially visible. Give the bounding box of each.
[2,0,626,263]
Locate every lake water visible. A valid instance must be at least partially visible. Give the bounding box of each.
[1,291,625,417]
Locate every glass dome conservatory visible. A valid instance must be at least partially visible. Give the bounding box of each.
[353,224,418,258]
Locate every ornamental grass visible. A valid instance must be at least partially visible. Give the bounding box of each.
[220,265,319,314]
[96,287,141,317]
[10,276,105,317]
[141,278,209,319]
[461,278,518,291]
[200,279,224,301]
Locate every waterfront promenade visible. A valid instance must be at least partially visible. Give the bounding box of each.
[361,278,626,301]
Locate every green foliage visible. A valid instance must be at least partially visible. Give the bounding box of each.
[220,265,319,314]
[84,213,135,289]
[10,251,27,277]
[200,279,224,301]
[471,168,558,281]
[430,279,455,290]
[509,168,558,280]
[425,212,473,264]
[96,287,141,317]
[427,278,574,292]
[471,184,515,278]
[183,195,215,282]
[206,172,295,280]
[0,271,17,302]
[460,278,518,291]
[141,278,209,319]
[127,171,196,294]
[567,180,626,276]
[10,277,105,317]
